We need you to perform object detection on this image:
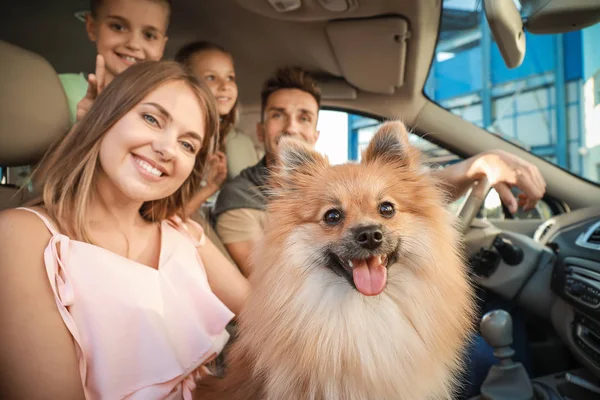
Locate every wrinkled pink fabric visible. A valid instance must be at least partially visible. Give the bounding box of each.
[20,208,234,400]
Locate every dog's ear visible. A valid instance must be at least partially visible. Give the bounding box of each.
[362,121,419,169]
[270,136,329,191]
[277,136,329,177]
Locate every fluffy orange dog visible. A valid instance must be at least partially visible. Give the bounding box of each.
[196,121,476,399]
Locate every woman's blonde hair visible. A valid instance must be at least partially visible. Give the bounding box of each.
[32,61,219,242]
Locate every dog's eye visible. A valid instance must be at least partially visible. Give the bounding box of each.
[323,209,342,225]
[379,202,395,218]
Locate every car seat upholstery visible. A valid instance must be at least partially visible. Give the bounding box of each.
[0,40,70,211]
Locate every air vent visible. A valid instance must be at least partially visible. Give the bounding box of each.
[576,221,600,251]
[534,219,555,242]
[540,224,553,239]
[589,228,600,245]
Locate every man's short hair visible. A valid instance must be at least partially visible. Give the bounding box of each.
[90,0,173,18]
[260,66,322,120]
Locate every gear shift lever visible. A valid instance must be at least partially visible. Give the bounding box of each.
[479,310,534,400]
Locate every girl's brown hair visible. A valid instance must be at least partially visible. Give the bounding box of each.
[174,41,238,152]
[32,61,219,242]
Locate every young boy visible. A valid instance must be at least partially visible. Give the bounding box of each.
[60,0,171,123]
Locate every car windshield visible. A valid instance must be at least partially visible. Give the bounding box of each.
[425,0,600,185]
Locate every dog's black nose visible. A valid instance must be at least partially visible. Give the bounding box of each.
[355,225,383,250]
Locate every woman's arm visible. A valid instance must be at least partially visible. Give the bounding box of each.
[183,219,250,315]
[197,236,251,315]
[0,209,85,399]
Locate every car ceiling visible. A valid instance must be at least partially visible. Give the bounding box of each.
[0,0,440,119]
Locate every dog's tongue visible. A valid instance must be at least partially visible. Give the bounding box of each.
[352,256,387,296]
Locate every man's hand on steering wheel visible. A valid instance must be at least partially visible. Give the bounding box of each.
[465,149,546,214]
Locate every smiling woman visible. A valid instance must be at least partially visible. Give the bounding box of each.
[0,61,250,399]
[39,61,217,240]
[96,82,207,209]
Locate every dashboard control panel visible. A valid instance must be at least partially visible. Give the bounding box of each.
[553,257,600,314]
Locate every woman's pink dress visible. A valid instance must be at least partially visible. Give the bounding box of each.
[20,207,234,399]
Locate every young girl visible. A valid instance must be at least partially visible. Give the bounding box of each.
[0,61,250,399]
[175,41,260,214]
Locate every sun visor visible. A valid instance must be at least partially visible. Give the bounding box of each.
[326,17,410,95]
[522,0,600,34]
[318,78,357,100]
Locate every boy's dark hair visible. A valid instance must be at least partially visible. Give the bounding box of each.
[175,41,238,151]
[260,66,322,120]
[90,0,173,18]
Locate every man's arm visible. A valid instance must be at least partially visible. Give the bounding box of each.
[225,240,255,277]
[215,208,265,277]
[431,150,546,213]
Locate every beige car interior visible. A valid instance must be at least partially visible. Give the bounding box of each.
[2,0,600,397]
[0,40,70,211]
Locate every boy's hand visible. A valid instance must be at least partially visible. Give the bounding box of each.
[75,55,106,122]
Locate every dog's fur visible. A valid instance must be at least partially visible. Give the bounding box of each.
[195,121,476,400]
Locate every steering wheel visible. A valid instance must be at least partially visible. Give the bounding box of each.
[456,177,493,234]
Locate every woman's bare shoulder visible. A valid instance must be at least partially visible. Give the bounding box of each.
[0,206,85,398]
[0,206,54,242]
[0,207,54,273]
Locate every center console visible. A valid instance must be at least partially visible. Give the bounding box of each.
[470,211,600,399]
[470,308,600,399]
[552,257,600,373]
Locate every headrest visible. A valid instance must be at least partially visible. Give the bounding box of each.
[0,40,70,167]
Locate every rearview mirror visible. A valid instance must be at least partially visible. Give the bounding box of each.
[483,0,526,69]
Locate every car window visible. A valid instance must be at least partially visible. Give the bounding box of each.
[316,110,460,167]
[2,166,31,188]
[316,109,553,221]
[425,0,600,187]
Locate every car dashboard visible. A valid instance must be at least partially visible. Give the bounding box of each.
[539,206,600,378]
